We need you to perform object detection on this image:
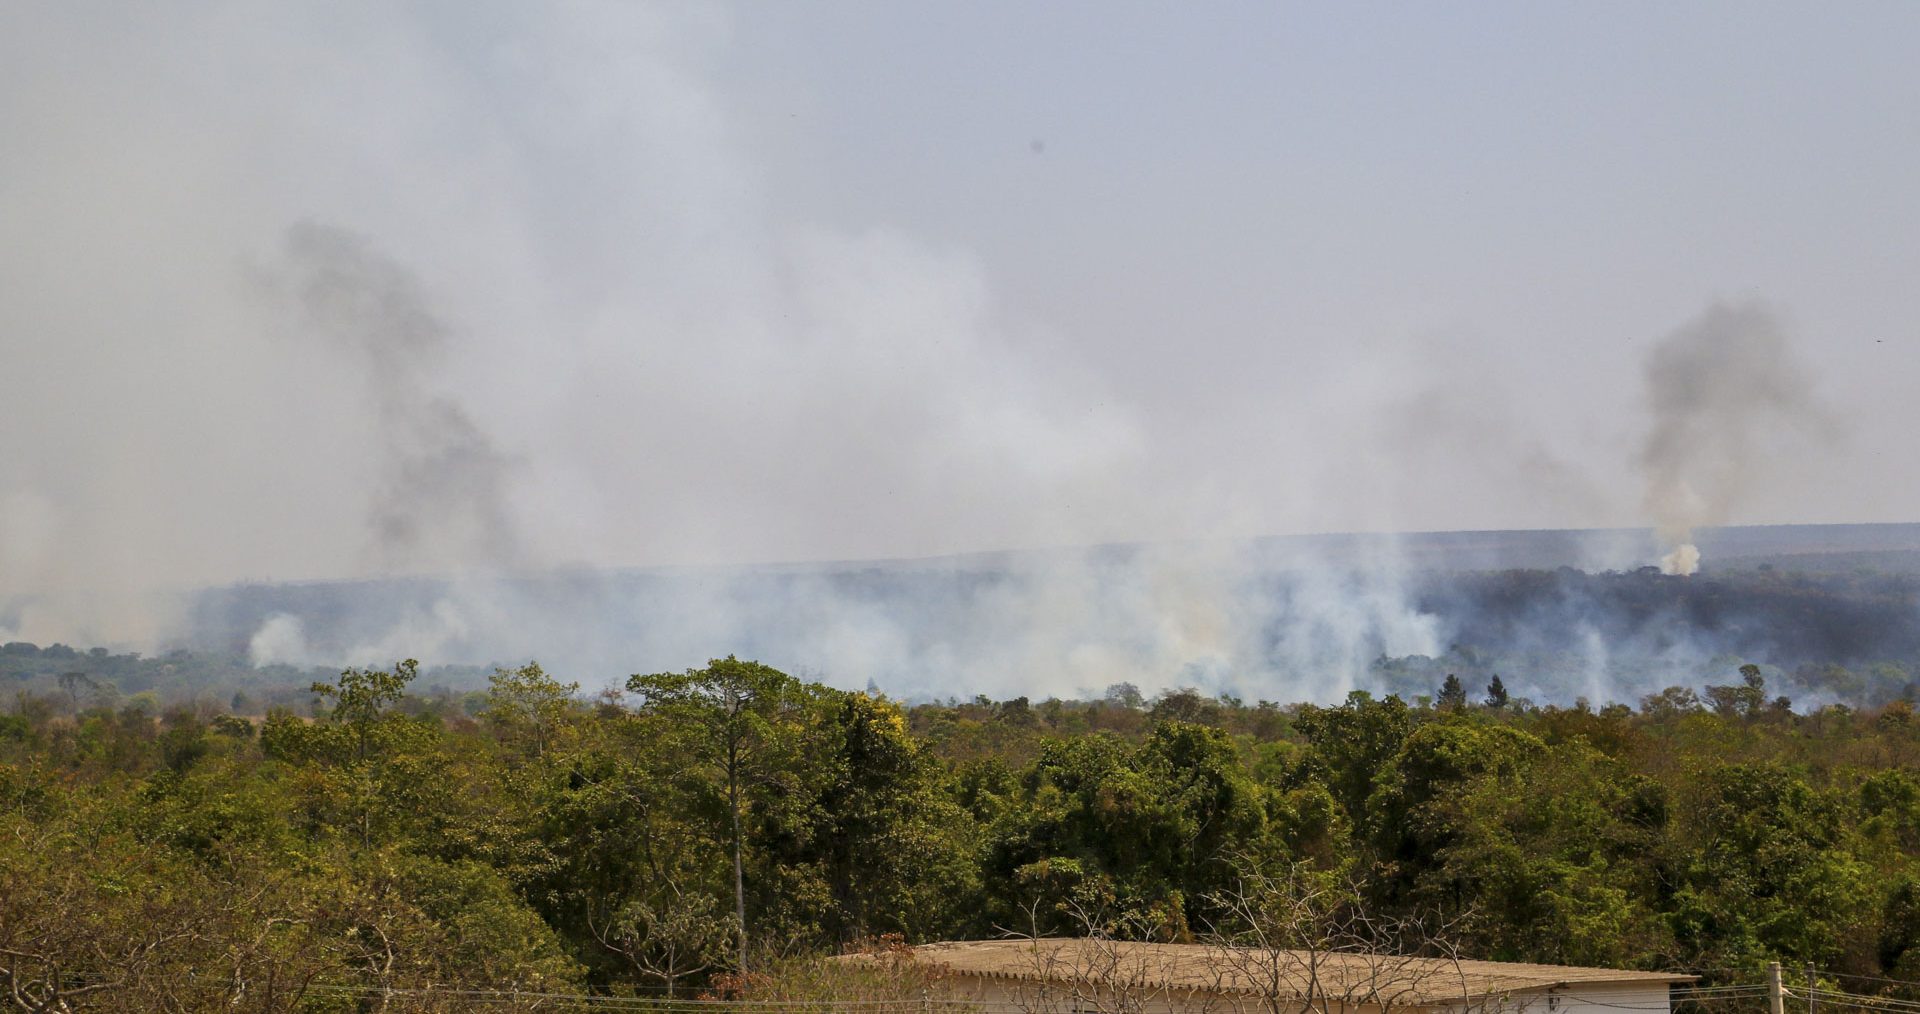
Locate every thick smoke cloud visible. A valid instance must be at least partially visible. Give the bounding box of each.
[216,541,1448,703]
[0,4,1897,705]
[1638,302,1836,574]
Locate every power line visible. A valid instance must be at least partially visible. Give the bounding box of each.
[1825,973,1920,991]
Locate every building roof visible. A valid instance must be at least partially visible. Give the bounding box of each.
[844,939,1695,1004]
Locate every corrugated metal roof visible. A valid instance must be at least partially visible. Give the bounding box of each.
[839,940,1696,1003]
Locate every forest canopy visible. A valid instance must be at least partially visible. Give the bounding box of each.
[4,653,1920,1009]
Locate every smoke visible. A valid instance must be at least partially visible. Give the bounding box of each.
[1,4,1893,706]
[206,540,1447,703]
[1658,543,1701,577]
[247,614,309,667]
[199,521,1920,707]
[273,223,522,573]
[1638,302,1836,575]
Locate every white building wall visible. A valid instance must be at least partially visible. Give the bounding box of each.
[1461,983,1676,1014]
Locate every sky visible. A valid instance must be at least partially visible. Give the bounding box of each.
[2,1,1917,647]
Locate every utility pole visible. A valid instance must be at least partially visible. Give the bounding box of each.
[1768,962,1785,1014]
[1806,964,1816,1014]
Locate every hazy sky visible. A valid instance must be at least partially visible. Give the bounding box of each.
[3,2,1917,612]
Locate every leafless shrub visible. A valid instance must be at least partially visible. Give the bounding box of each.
[1203,856,1481,1014]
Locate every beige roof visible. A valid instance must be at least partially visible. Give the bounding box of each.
[845,939,1694,1004]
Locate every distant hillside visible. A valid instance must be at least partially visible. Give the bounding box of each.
[71,523,1896,707]
[1264,522,1920,573]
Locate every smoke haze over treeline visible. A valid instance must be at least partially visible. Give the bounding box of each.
[4,4,1918,702]
[13,522,1887,710]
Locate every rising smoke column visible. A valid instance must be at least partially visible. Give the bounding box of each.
[275,222,521,572]
[1638,301,1833,574]
[243,224,525,667]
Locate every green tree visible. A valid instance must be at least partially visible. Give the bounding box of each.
[1437,675,1468,711]
[984,722,1268,938]
[1104,682,1145,709]
[1702,664,1768,720]
[483,661,579,761]
[525,702,733,993]
[1483,676,1510,710]
[1670,763,1875,967]
[263,659,441,846]
[812,692,975,942]
[1292,691,1413,830]
[626,657,803,972]
[1367,718,1547,912]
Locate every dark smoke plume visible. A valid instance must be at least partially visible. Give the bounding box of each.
[1638,301,1835,574]
[277,223,520,572]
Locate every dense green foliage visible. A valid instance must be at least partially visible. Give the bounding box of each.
[4,656,1920,1009]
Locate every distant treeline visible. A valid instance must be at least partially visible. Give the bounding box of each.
[175,561,1920,704]
[12,562,1920,711]
[3,656,1920,1009]
[0,639,488,711]
[1393,566,1920,703]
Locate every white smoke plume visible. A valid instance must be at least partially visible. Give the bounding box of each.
[221,541,1446,704]
[247,614,310,668]
[1658,543,1701,577]
[1638,302,1836,575]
